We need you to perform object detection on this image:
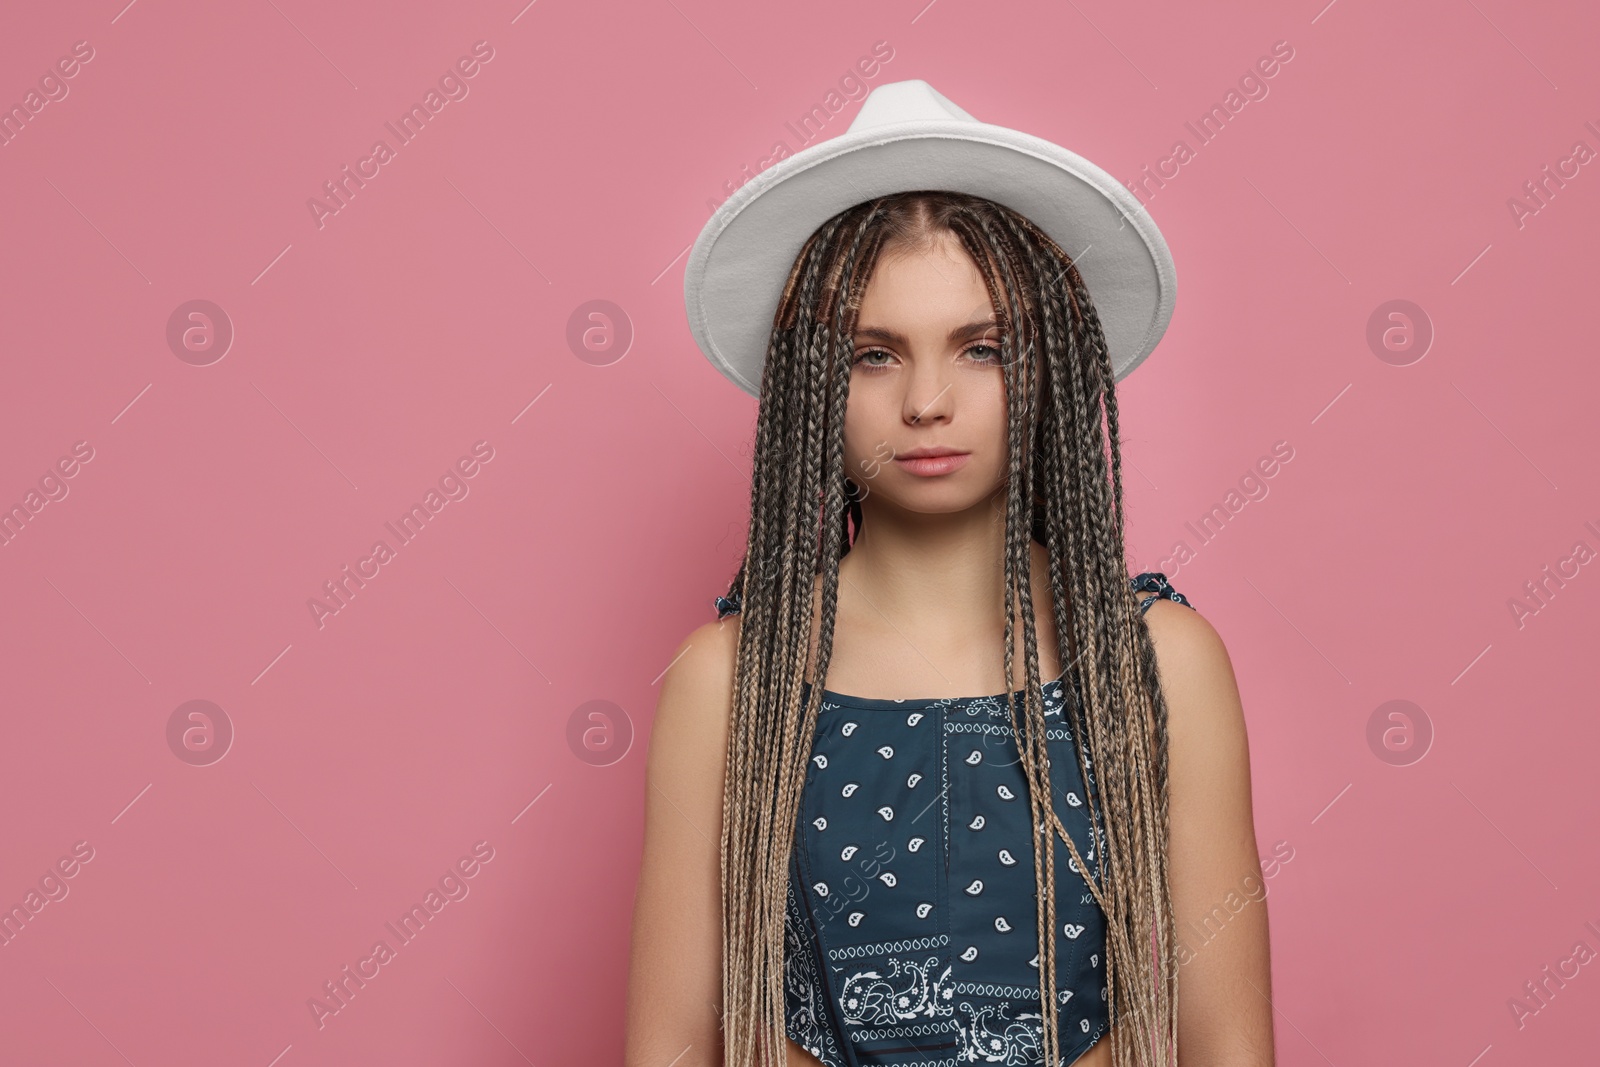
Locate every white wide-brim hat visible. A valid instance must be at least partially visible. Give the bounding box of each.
[683,79,1177,399]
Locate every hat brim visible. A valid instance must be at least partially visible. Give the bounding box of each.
[684,118,1177,399]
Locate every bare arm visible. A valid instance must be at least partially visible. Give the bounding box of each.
[1143,599,1275,1066]
[625,619,738,1067]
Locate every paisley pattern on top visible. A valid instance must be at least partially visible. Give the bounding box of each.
[716,572,1194,1066]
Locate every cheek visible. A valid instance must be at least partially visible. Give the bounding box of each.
[841,398,889,477]
[841,415,864,478]
[974,389,1014,491]
[971,382,1010,454]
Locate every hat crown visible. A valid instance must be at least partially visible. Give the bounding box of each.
[847,79,979,134]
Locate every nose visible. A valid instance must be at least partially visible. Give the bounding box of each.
[904,359,955,425]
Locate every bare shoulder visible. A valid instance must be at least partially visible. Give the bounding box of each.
[1143,595,1243,711]
[1140,597,1237,703]
[653,615,742,766]
[1139,597,1252,793]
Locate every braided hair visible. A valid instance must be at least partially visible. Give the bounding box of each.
[717,190,1178,1067]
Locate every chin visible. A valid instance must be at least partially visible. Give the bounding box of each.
[874,481,994,513]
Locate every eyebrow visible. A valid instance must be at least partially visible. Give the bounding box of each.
[852,318,1004,345]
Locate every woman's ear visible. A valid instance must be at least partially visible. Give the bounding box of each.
[843,478,864,547]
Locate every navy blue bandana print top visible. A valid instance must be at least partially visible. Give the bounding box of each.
[713,572,1193,1067]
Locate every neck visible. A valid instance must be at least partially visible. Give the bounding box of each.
[838,485,1027,630]
[819,488,1073,694]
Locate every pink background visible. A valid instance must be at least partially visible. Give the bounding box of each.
[2,1,1597,1064]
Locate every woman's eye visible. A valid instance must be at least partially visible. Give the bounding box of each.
[853,343,1004,371]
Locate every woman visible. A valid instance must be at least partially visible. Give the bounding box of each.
[628,82,1272,1067]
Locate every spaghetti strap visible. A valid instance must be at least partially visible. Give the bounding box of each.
[1129,570,1194,614]
[716,575,1193,619]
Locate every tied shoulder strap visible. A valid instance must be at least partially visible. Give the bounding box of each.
[1130,570,1194,614]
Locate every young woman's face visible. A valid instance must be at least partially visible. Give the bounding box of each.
[843,230,1012,514]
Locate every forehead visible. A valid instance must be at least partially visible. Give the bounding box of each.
[854,234,998,333]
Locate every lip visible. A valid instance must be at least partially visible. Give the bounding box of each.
[893,449,971,476]
[896,446,967,459]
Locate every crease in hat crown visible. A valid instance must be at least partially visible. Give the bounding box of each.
[684,78,1177,399]
[847,79,978,130]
